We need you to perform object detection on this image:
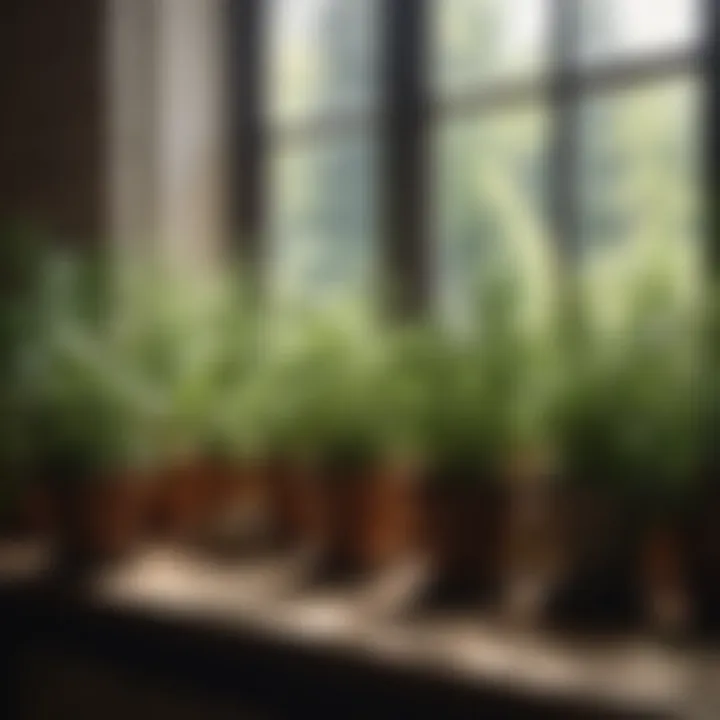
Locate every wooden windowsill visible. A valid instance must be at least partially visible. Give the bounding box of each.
[1,541,718,719]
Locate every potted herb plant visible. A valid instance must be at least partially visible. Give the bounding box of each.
[407,266,548,608]
[239,302,330,553]
[257,298,418,577]
[122,267,248,540]
[30,251,162,566]
[312,326,418,581]
[551,271,703,634]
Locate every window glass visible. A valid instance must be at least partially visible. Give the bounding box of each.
[579,78,702,326]
[433,0,550,97]
[267,0,379,123]
[268,135,377,304]
[435,107,554,328]
[578,0,701,66]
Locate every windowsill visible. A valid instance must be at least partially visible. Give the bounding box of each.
[0,541,716,719]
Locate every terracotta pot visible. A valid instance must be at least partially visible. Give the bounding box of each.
[638,521,692,634]
[265,459,325,550]
[206,459,246,509]
[21,484,56,538]
[547,484,639,627]
[0,482,55,539]
[418,471,507,604]
[193,458,242,528]
[150,460,209,539]
[52,474,151,564]
[499,482,564,623]
[691,483,720,634]
[321,462,419,577]
[200,460,269,543]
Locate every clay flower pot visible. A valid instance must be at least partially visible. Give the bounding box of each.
[150,459,209,539]
[547,484,638,627]
[637,519,693,635]
[550,479,697,634]
[200,459,271,548]
[499,481,564,625]
[190,457,247,530]
[418,468,507,606]
[204,458,246,510]
[13,483,56,539]
[691,481,720,635]
[265,459,325,551]
[52,470,152,566]
[320,460,419,579]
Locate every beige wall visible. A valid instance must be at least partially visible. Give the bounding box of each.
[107,0,160,259]
[110,0,228,270]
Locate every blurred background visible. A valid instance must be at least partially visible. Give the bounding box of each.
[0,1,719,718]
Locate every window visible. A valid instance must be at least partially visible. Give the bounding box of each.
[266,0,379,123]
[432,0,550,94]
[264,0,380,306]
[431,0,704,326]
[268,135,377,302]
[435,108,552,326]
[577,0,701,66]
[569,1,704,325]
[232,0,713,317]
[432,0,553,326]
[579,78,701,326]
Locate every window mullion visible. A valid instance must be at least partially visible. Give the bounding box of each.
[229,0,266,268]
[382,0,430,316]
[707,0,720,273]
[550,0,581,270]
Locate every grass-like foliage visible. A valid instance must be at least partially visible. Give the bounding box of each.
[0,234,713,505]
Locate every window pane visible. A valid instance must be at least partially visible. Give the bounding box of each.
[266,0,379,123]
[432,0,550,96]
[435,108,554,327]
[578,0,701,66]
[268,135,377,304]
[579,78,701,325]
